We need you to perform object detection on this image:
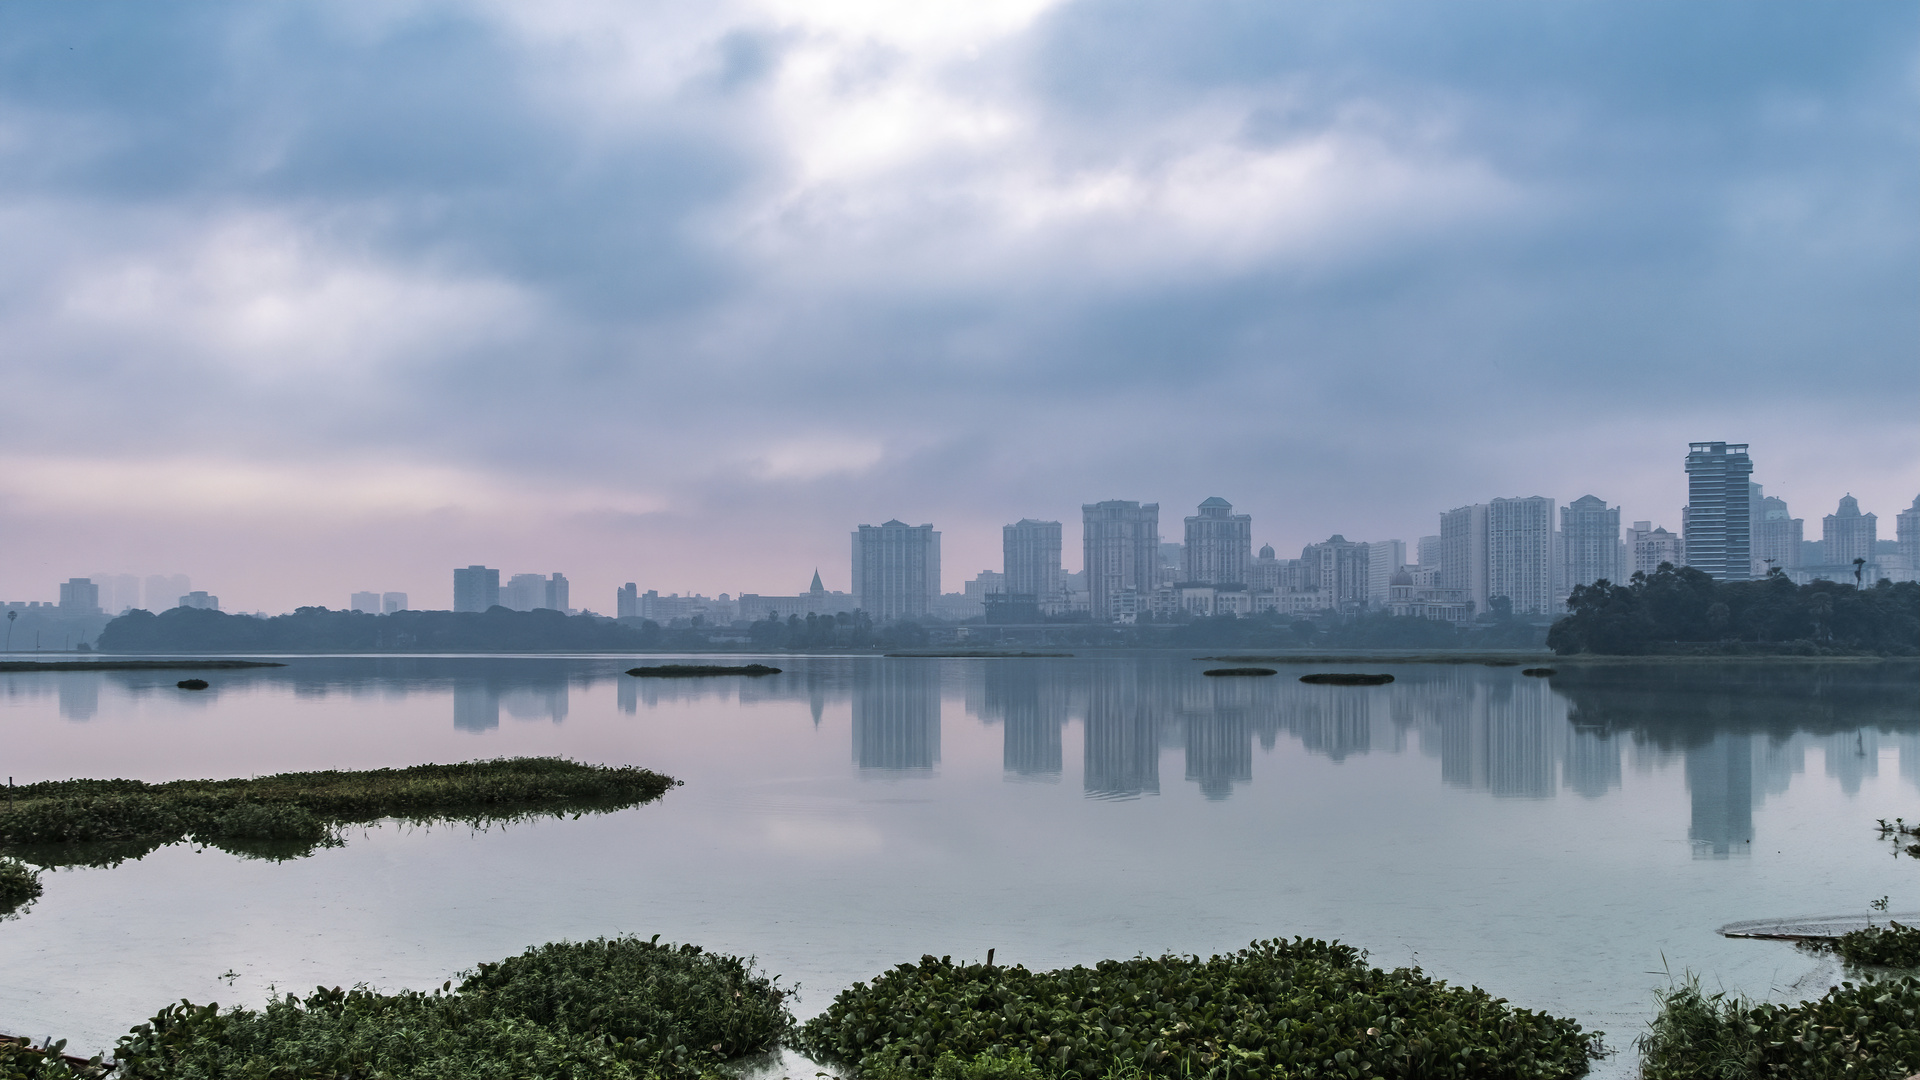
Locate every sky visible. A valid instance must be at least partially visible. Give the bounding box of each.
[1,1,1915,614]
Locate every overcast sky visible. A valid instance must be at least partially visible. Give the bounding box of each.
[2,1,1915,613]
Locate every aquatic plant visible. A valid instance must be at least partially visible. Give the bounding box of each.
[1520,668,1556,677]
[1878,817,1920,859]
[99,936,792,1080]
[1298,673,1394,685]
[799,938,1601,1080]
[1825,921,1920,969]
[1639,974,1920,1079]
[625,664,782,677]
[1200,668,1276,677]
[174,679,209,690]
[0,1036,108,1079]
[0,858,40,916]
[0,758,676,874]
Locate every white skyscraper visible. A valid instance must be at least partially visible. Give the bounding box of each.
[1183,498,1253,585]
[1488,496,1556,615]
[853,520,941,622]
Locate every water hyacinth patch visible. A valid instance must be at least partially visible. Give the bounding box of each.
[0,857,41,916]
[799,938,1602,1079]
[1638,975,1920,1079]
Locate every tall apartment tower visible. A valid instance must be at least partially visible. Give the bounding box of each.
[1182,497,1252,585]
[1629,521,1685,577]
[453,565,500,612]
[1821,495,1877,566]
[1488,496,1557,615]
[1300,536,1370,610]
[1439,504,1490,616]
[1683,442,1754,580]
[1753,496,1804,572]
[1560,495,1621,592]
[852,520,941,622]
[58,578,101,614]
[617,583,640,619]
[1365,540,1406,605]
[1898,496,1920,577]
[1082,500,1159,622]
[350,591,381,613]
[1003,519,1063,600]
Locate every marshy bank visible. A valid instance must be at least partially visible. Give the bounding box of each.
[0,758,675,915]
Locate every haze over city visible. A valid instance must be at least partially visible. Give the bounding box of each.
[1,3,1915,614]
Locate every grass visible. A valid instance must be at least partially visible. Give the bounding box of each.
[0,758,677,876]
[799,938,1601,1080]
[42,936,793,1080]
[1639,975,1920,1079]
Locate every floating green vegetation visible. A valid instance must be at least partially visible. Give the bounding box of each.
[799,939,1602,1080]
[1811,921,1920,969]
[1298,673,1395,686]
[1201,668,1276,677]
[1638,974,1920,1079]
[175,679,209,690]
[1520,668,1556,677]
[625,664,782,677]
[13,937,791,1080]
[0,758,676,885]
[1880,816,1920,859]
[0,857,41,917]
[0,1036,106,1078]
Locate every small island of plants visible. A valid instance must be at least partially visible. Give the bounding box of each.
[625,663,782,677]
[0,758,676,916]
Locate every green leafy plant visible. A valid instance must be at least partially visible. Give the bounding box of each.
[799,938,1601,1079]
[1639,974,1920,1079]
[0,858,41,917]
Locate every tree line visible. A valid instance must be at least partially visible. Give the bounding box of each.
[1547,564,1919,656]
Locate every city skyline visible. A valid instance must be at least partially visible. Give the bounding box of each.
[0,5,1913,615]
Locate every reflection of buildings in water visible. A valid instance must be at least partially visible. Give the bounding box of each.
[617,676,638,715]
[1428,677,1564,798]
[1823,729,1879,796]
[501,684,569,724]
[1185,711,1250,800]
[1084,670,1160,798]
[453,684,499,732]
[852,663,940,771]
[1687,732,1754,857]
[1754,735,1804,802]
[1562,728,1621,798]
[1287,685,1375,763]
[983,664,1064,779]
[1899,733,1920,793]
[58,674,101,721]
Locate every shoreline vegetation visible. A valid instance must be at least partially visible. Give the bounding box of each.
[1,938,1608,1080]
[0,758,675,917]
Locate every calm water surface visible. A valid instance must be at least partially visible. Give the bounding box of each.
[3,655,1917,1076]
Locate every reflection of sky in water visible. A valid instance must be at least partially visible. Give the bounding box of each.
[1,657,1916,1075]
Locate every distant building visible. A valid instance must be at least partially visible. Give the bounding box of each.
[1183,497,1252,585]
[739,572,852,621]
[1365,540,1406,606]
[350,591,381,613]
[1416,535,1443,570]
[1821,495,1877,566]
[1560,495,1621,593]
[1083,500,1159,622]
[453,565,500,613]
[1439,504,1490,616]
[853,520,941,622]
[145,574,190,612]
[1683,441,1754,580]
[617,583,640,619]
[545,573,569,613]
[1752,495,1804,574]
[58,578,101,614]
[382,592,408,613]
[1629,522,1685,577]
[1386,568,1474,624]
[1002,519,1062,602]
[1899,496,1920,579]
[1488,496,1556,616]
[1300,535,1369,611]
[1249,544,1287,591]
[636,590,736,624]
[87,573,142,615]
[179,591,219,610]
[503,574,548,612]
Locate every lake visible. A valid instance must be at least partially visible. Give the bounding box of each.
[2,655,1917,1077]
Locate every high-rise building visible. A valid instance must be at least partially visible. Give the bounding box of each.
[179,591,219,610]
[1821,495,1877,566]
[1416,535,1442,570]
[617,583,640,619]
[1365,540,1406,605]
[1002,519,1062,600]
[1752,495,1803,573]
[381,592,408,613]
[454,565,500,612]
[1629,521,1685,577]
[1488,496,1556,615]
[1082,501,1159,622]
[144,574,190,612]
[545,573,570,612]
[852,520,941,622]
[1300,536,1369,611]
[1683,441,1754,580]
[1899,496,1920,577]
[1249,543,1287,591]
[58,578,101,614]
[1183,498,1252,585]
[1560,495,1621,592]
[350,591,381,613]
[87,573,142,615]
[1439,504,1490,616]
[503,573,547,611]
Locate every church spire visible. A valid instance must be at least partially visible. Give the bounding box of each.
[809,569,824,594]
